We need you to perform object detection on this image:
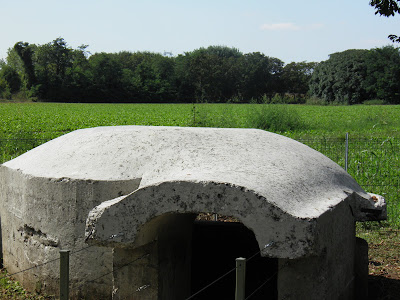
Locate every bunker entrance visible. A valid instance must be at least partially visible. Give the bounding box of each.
[191,216,278,300]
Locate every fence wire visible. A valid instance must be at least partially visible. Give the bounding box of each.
[296,135,400,226]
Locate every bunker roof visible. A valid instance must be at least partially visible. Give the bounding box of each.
[3,126,379,220]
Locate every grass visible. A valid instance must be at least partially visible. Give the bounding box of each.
[1,102,400,136]
[0,269,53,299]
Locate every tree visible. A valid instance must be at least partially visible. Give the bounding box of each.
[370,0,400,42]
[281,61,318,95]
[181,46,243,102]
[364,45,400,103]
[14,42,36,89]
[113,51,177,102]
[5,48,24,75]
[238,52,273,100]
[309,49,371,104]
[0,61,11,99]
[238,53,284,101]
[0,65,21,93]
[22,38,93,101]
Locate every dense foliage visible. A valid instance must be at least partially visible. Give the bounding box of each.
[0,38,314,103]
[0,38,399,104]
[309,46,400,104]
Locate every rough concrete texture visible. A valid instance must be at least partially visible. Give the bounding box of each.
[0,169,139,298]
[0,126,387,299]
[4,126,385,219]
[278,199,357,299]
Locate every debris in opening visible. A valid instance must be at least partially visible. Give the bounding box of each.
[195,213,240,222]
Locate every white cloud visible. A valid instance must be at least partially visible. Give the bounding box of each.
[260,23,300,31]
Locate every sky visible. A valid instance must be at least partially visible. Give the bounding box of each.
[1,0,399,63]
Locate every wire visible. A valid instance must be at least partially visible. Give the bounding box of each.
[245,260,289,300]
[246,241,274,263]
[0,257,60,280]
[244,270,278,300]
[185,266,236,300]
[245,250,261,262]
[0,233,122,280]
[184,241,275,299]
[70,232,123,255]
[74,253,150,290]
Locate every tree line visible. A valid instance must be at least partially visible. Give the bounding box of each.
[0,38,399,104]
[310,47,400,104]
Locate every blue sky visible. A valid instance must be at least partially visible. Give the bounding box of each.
[1,0,399,63]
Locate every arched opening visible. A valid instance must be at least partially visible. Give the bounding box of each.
[191,214,278,299]
[85,181,299,299]
[109,212,278,299]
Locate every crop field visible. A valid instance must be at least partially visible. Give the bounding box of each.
[1,102,400,135]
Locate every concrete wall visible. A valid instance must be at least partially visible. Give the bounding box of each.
[277,200,357,300]
[0,167,140,299]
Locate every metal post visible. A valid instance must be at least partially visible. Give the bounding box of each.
[235,257,246,300]
[345,133,349,172]
[60,250,70,300]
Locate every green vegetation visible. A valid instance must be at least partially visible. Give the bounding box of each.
[309,47,400,104]
[0,269,53,299]
[247,105,306,132]
[1,38,399,104]
[1,102,400,136]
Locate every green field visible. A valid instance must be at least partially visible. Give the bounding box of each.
[0,102,399,227]
[1,102,400,136]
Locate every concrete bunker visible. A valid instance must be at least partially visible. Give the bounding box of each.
[0,126,386,299]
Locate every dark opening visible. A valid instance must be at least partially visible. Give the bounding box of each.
[191,220,278,300]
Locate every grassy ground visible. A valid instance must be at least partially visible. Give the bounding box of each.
[1,102,400,136]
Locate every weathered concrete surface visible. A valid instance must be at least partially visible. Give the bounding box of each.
[278,199,356,299]
[0,170,139,298]
[4,126,384,220]
[0,126,387,299]
[87,181,316,259]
